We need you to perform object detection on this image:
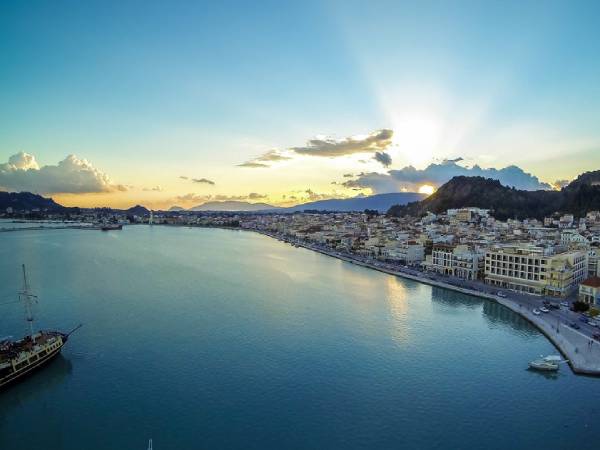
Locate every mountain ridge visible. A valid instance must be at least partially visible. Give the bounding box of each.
[387,171,600,220]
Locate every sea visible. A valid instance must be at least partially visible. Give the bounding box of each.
[0,224,598,450]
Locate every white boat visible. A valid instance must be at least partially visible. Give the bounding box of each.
[528,355,564,372]
[532,308,541,315]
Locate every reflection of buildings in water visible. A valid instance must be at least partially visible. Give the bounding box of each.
[0,355,73,421]
[430,286,483,309]
[386,276,410,344]
[482,301,538,336]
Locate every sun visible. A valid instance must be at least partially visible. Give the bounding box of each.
[418,184,435,195]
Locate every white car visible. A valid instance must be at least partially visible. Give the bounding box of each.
[588,320,598,327]
[497,291,507,298]
[560,301,569,307]
[532,309,541,315]
[540,307,550,313]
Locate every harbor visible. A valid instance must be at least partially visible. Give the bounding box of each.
[1,225,599,450]
[256,230,600,376]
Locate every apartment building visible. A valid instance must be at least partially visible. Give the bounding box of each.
[579,277,600,306]
[425,244,484,280]
[484,245,588,297]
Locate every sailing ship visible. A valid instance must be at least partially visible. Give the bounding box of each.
[0,265,80,389]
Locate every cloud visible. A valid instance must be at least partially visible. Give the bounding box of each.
[373,151,392,167]
[248,192,267,200]
[179,176,189,180]
[0,152,127,194]
[143,186,163,192]
[192,178,215,185]
[174,192,268,206]
[343,173,354,178]
[238,129,393,167]
[553,179,571,190]
[255,150,291,162]
[238,149,291,168]
[237,162,269,168]
[291,129,393,157]
[345,159,551,193]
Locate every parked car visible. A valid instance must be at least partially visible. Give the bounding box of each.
[540,307,550,313]
[593,333,600,342]
[588,320,598,328]
[560,301,569,307]
[570,322,581,330]
[497,291,507,298]
[549,303,560,310]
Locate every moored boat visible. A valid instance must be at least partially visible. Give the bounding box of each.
[0,265,80,389]
[528,355,564,372]
[101,223,123,231]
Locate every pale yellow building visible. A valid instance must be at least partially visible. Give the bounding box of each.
[484,245,588,297]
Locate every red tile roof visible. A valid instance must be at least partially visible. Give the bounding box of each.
[582,276,600,288]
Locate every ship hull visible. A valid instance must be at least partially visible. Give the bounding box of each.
[0,343,64,389]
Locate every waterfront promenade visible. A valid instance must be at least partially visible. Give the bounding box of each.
[257,230,600,376]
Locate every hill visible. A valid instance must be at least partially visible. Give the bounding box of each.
[189,201,279,212]
[285,192,426,213]
[125,204,151,216]
[387,171,600,220]
[0,191,68,212]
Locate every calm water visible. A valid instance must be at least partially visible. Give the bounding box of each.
[0,226,598,450]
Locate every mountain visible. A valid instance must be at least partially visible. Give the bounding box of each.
[0,191,68,212]
[387,171,600,220]
[125,204,151,216]
[189,201,279,212]
[168,205,185,211]
[285,192,426,213]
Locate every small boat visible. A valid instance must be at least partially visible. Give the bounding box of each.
[532,308,541,315]
[101,224,122,231]
[528,355,564,372]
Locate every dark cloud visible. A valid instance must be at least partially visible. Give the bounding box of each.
[343,173,353,177]
[0,152,126,194]
[143,186,163,192]
[373,151,392,167]
[192,178,215,185]
[291,129,393,157]
[345,160,551,193]
[179,176,189,180]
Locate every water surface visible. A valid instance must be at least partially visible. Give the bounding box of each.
[0,226,598,449]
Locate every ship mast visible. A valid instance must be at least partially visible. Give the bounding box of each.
[19,264,37,339]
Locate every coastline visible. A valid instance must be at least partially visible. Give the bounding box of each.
[250,228,600,376]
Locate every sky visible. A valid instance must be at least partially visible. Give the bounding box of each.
[1,0,599,209]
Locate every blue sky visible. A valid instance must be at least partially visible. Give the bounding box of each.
[1,1,599,208]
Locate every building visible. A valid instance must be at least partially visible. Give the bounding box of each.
[579,277,600,306]
[484,245,588,297]
[425,244,483,280]
[383,241,424,265]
